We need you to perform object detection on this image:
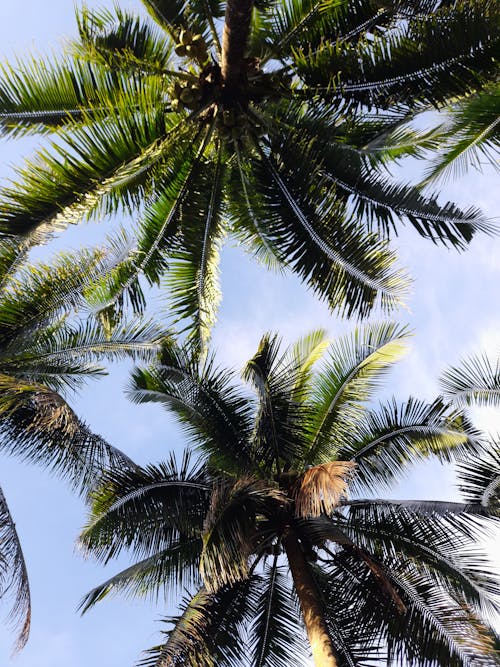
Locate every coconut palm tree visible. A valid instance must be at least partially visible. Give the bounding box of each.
[0,236,165,650]
[79,325,499,666]
[0,0,498,351]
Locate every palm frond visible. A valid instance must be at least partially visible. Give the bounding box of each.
[73,5,174,73]
[456,443,500,514]
[79,452,209,563]
[79,538,202,614]
[164,141,227,355]
[0,486,30,652]
[341,504,500,618]
[270,109,492,248]
[251,559,306,667]
[242,332,309,471]
[0,247,108,340]
[2,318,167,390]
[294,0,500,110]
[230,144,410,318]
[129,343,254,471]
[200,476,284,591]
[0,377,134,494]
[0,76,186,238]
[305,322,410,464]
[339,398,475,493]
[441,354,500,408]
[138,580,258,667]
[141,0,223,45]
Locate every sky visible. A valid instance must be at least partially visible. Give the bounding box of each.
[0,2,499,665]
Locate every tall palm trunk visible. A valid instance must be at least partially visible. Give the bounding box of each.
[220,0,255,88]
[283,529,340,667]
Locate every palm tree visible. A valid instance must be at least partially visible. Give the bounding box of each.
[0,236,165,650]
[0,0,498,351]
[79,325,499,666]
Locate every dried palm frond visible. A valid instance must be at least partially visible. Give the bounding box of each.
[293,461,356,518]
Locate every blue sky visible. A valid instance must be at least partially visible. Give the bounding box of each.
[0,2,499,665]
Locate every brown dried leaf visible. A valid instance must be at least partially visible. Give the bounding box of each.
[294,461,355,518]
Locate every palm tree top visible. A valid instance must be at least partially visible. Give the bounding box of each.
[80,324,500,666]
[0,0,498,351]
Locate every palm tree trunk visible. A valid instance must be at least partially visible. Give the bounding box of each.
[220,0,255,88]
[283,528,340,667]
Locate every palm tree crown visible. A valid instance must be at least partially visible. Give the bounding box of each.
[0,0,498,350]
[79,325,500,666]
[0,237,165,650]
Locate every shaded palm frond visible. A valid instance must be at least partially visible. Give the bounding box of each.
[80,451,209,563]
[456,444,500,514]
[441,354,500,408]
[79,538,203,614]
[0,487,30,652]
[200,476,285,591]
[251,558,307,667]
[341,503,500,619]
[138,580,258,667]
[230,144,410,319]
[0,378,134,494]
[73,5,174,73]
[129,343,254,472]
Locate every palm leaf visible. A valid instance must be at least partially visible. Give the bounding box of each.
[0,486,30,652]
[80,452,209,563]
[138,580,258,667]
[423,82,500,184]
[0,377,134,494]
[339,398,475,493]
[164,141,227,354]
[456,444,500,514]
[305,322,410,464]
[441,354,500,408]
[73,5,174,73]
[200,477,284,591]
[129,343,254,472]
[251,559,306,667]
[79,538,203,613]
[240,142,410,317]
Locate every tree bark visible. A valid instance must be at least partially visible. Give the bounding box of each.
[220,0,255,88]
[283,528,340,667]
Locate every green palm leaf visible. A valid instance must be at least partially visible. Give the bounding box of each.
[305,322,410,465]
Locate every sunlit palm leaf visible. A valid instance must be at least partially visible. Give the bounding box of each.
[305,322,410,464]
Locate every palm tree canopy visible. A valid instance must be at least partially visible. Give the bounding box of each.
[80,325,500,666]
[0,236,167,650]
[0,0,498,350]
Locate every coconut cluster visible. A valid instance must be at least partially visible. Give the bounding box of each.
[169,35,291,143]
